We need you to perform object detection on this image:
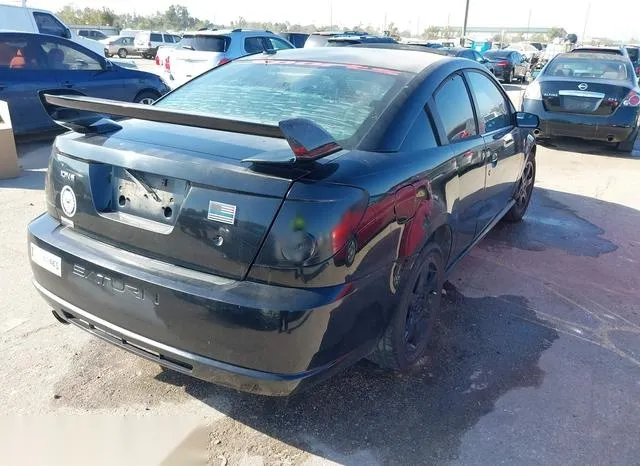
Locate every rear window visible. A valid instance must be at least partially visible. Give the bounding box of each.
[484,50,511,60]
[572,48,623,56]
[156,60,413,145]
[546,58,629,81]
[304,35,332,48]
[179,35,229,52]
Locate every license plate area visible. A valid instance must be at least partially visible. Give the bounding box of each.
[111,167,189,226]
[560,96,600,113]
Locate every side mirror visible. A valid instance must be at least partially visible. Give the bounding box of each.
[63,28,72,39]
[516,112,539,129]
[103,59,113,70]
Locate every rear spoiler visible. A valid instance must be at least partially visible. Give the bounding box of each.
[40,93,341,164]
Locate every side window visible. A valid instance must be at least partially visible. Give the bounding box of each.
[265,37,294,50]
[150,33,162,42]
[244,37,265,54]
[473,52,484,62]
[433,74,477,144]
[164,34,174,44]
[466,71,512,134]
[33,13,67,38]
[402,110,438,151]
[0,37,44,69]
[39,39,103,71]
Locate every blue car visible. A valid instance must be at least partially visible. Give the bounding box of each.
[0,32,169,136]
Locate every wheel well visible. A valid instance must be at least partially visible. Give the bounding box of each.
[134,89,161,101]
[429,224,452,265]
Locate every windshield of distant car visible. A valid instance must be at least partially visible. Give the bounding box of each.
[546,57,629,80]
[484,50,511,60]
[156,59,413,144]
[178,35,229,52]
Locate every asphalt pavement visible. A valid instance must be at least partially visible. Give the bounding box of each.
[0,84,639,465]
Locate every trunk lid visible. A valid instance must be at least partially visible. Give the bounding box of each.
[50,120,306,280]
[540,79,632,115]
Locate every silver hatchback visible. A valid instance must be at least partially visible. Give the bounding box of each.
[103,36,136,58]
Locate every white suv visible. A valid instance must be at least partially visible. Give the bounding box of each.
[164,29,294,88]
[135,31,181,59]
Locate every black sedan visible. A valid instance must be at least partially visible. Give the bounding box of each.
[29,47,538,395]
[0,32,169,136]
[523,52,640,152]
[483,49,529,83]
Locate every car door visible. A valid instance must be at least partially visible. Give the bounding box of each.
[0,34,59,134]
[465,70,523,230]
[36,36,128,101]
[429,73,486,259]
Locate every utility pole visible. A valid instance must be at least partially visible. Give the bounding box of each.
[581,2,591,44]
[329,0,333,31]
[526,9,531,40]
[462,0,470,37]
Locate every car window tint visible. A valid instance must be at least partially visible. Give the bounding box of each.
[164,35,174,43]
[467,72,511,134]
[402,110,438,151]
[434,74,477,144]
[39,40,102,71]
[180,35,229,52]
[33,13,67,37]
[546,57,629,80]
[0,37,42,69]
[157,60,413,145]
[266,37,294,50]
[150,33,162,42]
[244,37,265,54]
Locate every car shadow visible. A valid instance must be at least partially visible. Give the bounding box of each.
[537,136,640,158]
[156,287,558,463]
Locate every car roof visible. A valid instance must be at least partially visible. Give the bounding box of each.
[239,46,451,73]
[183,29,275,36]
[557,52,630,61]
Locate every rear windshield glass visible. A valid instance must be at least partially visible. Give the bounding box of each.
[546,58,629,80]
[156,60,413,144]
[179,35,229,52]
[304,35,331,48]
[484,50,511,59]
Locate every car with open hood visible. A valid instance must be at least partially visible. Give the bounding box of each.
[29,47,538,395]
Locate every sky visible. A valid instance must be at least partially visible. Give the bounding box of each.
[21,0,640,41]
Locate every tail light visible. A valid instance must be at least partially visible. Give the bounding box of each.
[524,81,542,100]
[250,183,368,273]
[155,54,160,65]
[164,55,170,71]
[496,60,509,67]
[622,90,640,107]
[635,66,640,76]
[217,57,231,67]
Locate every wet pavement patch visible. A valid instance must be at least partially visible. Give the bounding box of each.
[486,188,618,257]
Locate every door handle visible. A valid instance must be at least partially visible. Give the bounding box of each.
[0,83,6,91]
[62,81,74,89]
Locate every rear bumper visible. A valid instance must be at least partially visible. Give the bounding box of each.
[523,98,640,142]
[136,47,156,55]
[28,214,390,396]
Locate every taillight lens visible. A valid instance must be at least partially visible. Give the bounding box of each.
[622,90,640,107]
[252,183,368,270]
[524,81,542,100]
[164,55,170,71]
[217,57,232,67]
[155,54,160,65]
[497,60,509,67]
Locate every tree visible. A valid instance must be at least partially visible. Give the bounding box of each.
[385,22,400,39]
[548,27,568,40]
[422,26,441,39]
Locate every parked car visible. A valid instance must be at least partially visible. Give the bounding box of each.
[483,49,529,83]
[626,45,640,76]
[529,42,544,52]
[505,42,540,61]
[434,46,490,65]
[77,29,108,41]
[522,52,640,152]
[102,35,135,58]
[0,32,170,135]
[303,31,367,48]
[0,3,105,56]
[135,31,181,59]
[164,29,294,88]
[277,32,309,48]
[30,46,539,395]
[326,35,397,47]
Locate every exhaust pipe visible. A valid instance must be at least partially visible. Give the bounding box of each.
[606,135,615,143]
[51,309,70,325]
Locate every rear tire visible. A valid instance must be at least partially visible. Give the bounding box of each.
[504,157,536,223]
[368,243,444,371]
[617,127,638,153]
[504,70,513,83]
[134,90,160,105]
[117,48,128,59]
